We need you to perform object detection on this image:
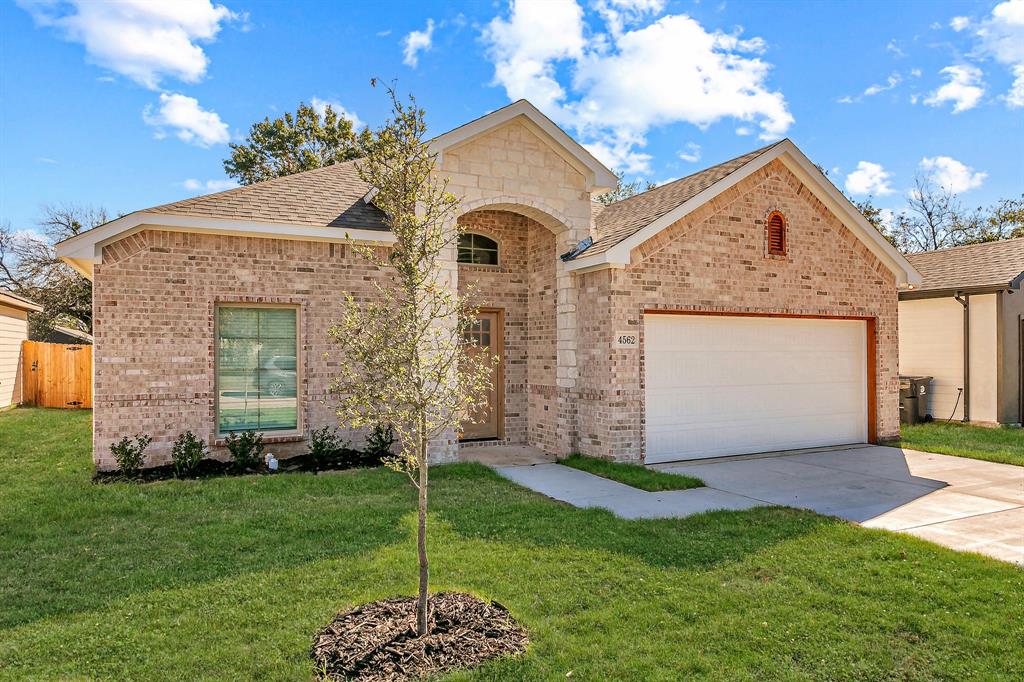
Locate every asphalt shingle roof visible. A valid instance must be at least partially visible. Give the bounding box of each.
[143,160,387,231]
[584,141,784,256]
[906,237,1024,292]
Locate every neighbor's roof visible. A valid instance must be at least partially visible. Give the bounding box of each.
[0,290,43,313]
[587,141,784,256]
[906,237,1024,293]
[144,160,387,231]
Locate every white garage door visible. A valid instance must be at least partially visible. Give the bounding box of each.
[645,314,868,464]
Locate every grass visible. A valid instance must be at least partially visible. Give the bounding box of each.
[559,453,703,491]
[897,421,1024,467]
[1,407,1022,681]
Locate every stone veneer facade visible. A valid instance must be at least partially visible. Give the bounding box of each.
[90,126,900,469]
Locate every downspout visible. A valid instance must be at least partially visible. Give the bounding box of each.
[954,292,970,422]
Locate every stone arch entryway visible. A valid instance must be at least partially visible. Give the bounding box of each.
[454,201,583,457]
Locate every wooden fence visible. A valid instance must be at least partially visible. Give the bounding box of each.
[22,341,92,408]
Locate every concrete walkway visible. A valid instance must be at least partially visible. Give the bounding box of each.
[490,445,1023,565]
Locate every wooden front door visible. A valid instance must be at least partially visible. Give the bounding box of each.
[461,310,503,440]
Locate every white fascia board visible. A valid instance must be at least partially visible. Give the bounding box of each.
[55,212,396,280]
[566,140,923,288]
[429,100,618,193]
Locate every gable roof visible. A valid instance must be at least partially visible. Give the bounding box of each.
[587,142,783,256]
[903,237,1024,296]
[566,138,921,289]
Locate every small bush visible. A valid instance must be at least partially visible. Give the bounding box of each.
[363,423,394,466]
[109,434,152,475]
[225,429,264,470]
[171,431,207,478]
[308,426,345,469]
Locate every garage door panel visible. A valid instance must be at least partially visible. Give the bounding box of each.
[644,315,868,463]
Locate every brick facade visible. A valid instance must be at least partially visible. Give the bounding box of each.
[89,146,901,469]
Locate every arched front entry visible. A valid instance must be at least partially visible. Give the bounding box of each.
[455,205,569,455]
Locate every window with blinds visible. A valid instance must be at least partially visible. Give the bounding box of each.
[767,211,787,256]
[216,305,298,433]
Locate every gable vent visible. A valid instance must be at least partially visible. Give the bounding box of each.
[767,211,787,256]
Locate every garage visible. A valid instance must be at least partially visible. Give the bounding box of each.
[644,314,871,464]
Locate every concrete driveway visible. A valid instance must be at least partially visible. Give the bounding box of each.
[657,445,1024,565]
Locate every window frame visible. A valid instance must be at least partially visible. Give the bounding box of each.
[213,302,302,439]
[457,232,500,266]
[766,210,787,257]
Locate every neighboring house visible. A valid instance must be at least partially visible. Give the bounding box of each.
[0,291,41,409]
[56,100,920,470]
[40,325,93,345]
[899,238,1024,426]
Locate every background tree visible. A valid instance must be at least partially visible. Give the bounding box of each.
[596,171,656,205]
[0,204,102,339]
[960,195,1024,244]
[326,88,493,636]
[224,102,372,185]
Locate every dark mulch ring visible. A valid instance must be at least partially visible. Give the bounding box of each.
[311,592,529,681]
[93,451,382,484]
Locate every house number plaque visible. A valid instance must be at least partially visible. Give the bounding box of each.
[614,331,638,348]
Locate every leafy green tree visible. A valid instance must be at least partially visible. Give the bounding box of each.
[961,195,1024,244]
[326,88,494,636]
[0,204,102,338]
[224,102,372,185]
[596,171,656,205]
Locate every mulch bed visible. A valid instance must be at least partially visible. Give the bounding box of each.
[93,450,379,484]
[311,592,529,681]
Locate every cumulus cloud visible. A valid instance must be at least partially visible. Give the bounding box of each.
[143,92,230,147]
[974,0,1024,108]
[845,161,895,196]
[482,0,792,174]
[18,0,237,89]
[182,178,239,192]
[950,16,970,31]
[919,156,987,193]
[677,142,701,163]
[402,18,434,67]
[310,97,364,129]
[924,64,985,112]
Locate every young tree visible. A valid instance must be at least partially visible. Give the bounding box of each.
[326,88,494,636]
[224,102,373,185]
[595,171,656,205]
[0,204,102,338]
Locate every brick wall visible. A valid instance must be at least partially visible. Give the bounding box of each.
[92,230,397,469]
[456,210,558,452]
[576,159,899,461]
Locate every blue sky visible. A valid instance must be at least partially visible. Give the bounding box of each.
[2,0,1022,236]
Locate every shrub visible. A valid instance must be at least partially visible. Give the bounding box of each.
[171,431,207,478]
[308,425,345,469]
[225,429,264,470]
[362,423,394,466]
[109,434,152,475]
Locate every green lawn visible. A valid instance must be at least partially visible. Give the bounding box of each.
[559,453,703,491]
[898,421,1024,467]
[1,408,1022,681]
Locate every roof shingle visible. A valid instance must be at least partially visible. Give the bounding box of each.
[906,237,1024,292]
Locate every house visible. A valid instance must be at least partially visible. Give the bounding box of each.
[899,238,1024,426]
[56,100,921,469]
[0,291,41,409]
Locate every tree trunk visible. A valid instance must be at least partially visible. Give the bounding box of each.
[415,420,429,636]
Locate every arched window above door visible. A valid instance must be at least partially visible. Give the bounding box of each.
[457,233,499,265]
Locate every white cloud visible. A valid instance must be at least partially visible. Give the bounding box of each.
[18,0,237,89]
[182,178,238,192]
[677,142,701,163]
[482,1,793,173]
[402,18,434,68]
[376,29,392,37]
[310,97,364,130]
[864,73,902,96]
[924,64,985,112]
[919,156,987,193]
[845,161,895,196]
[595,0,666,36]
[950,16,970,31]
[143,92,230,147]
[974,0,1024,108]
[735,126,754,136]
[885,39,906,58]
[584,137,653,175]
